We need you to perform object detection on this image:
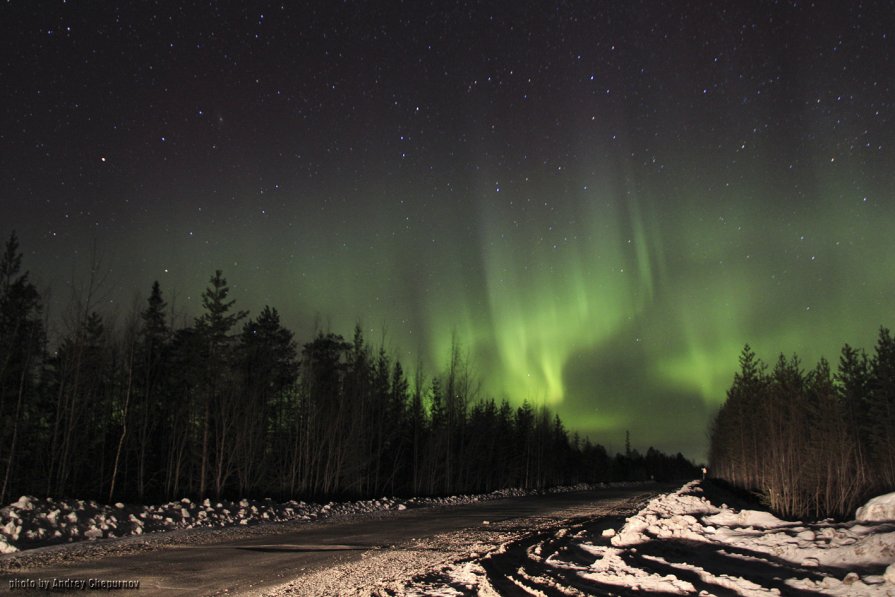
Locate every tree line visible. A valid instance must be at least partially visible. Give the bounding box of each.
[0,233,697,503]
[709,329,895,520]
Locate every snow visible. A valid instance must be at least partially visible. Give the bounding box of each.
[857,492,895,522]
[11,481,891,595]
[0,483,608,554]
[0,536,17,554]
[589,482,895,595]
[0,495,410,552]
[10,496,33,511]
[405,482,895,595]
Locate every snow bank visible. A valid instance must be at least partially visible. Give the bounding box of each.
[0,494,409,552]
[0,483,612,554]
[857,492,895,522]
[580,482,895,595]
[398,484,895,596]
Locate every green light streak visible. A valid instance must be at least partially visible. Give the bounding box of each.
[137,159,893,461]
[464,185,660,407]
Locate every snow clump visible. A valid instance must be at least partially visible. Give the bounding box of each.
[856,491,895,522]
[579,481,895,595]
[0,483,615,554]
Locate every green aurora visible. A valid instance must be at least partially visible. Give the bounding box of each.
[106,147,892,462]
[4,2,894,460]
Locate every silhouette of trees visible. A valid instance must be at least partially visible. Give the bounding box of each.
[710,330,895,519]
[133,281,171,499]
[0,232,698,503]
[0,233,45,503]
[235,306,297,495]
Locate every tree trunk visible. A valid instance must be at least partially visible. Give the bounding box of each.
[0,349,31,503]
[108,342,135,502]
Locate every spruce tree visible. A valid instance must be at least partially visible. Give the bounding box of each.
[237,306,297,494]
[837,343,872,489]
[869,328,895,486]
[134,282,170,499]
[0,233,44,502]
[195,270,247,498]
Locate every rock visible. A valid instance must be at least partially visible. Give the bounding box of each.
[843,572,860,585]
[601,528,616,538]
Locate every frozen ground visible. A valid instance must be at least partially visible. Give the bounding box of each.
[397,481,895,595]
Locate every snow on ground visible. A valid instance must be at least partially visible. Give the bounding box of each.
[528,482,895,595]
[408,482,895,595]
[13,480,887,595]
[858,492,895,523]
[0,482,601,555]
[256,490,652,597]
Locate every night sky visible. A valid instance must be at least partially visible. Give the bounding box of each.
[3,2,894,459]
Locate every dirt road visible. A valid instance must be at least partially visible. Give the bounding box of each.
[2,485,667,596]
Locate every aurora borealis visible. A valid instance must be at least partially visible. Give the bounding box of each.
[2,2,894,459]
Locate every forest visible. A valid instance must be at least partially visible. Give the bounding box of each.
[0,233,697,504]
[709,330,895,520]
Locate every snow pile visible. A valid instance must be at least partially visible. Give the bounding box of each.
[575,481,895,595]
[0,494,408,553]
[404,482,613,508]
[0,482,612,554]
[406,489,527,507]
[857,492,895,522]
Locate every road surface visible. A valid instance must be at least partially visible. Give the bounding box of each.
[2,485,668,595]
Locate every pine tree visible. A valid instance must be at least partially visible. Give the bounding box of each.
[515,401,535,488]
[837,343,872,490]
[133,281,170,499]
[237,306,297,494]
[869,328,895,486]
[0,233,44,502]
[385,359,409,494]
[299,331,351,495]
[195,270,247,498]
